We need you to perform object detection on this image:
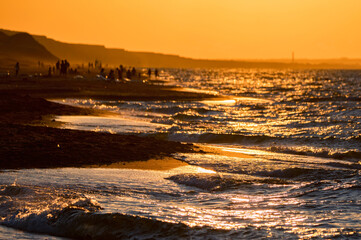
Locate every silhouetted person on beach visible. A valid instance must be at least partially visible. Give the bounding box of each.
[56,60,60,72]
[148,68,151,78]
[65,60,70,74]
[126,69,132,79]
[108,69,115,80]
[15,62,19,77]
[48,67,52,77]
[155,68,159,79]
[119,65,124,79]
[60,60,66,75]
[100,68,105,77]
[132,67,136,77]
[60,60,64,75]
[116,68,123,80]
[120,68,123,80]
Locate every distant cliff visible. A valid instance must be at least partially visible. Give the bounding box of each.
[1,28,360,69]
[31,34,296,68]
[0,29,293,68]
[0,31,57,64]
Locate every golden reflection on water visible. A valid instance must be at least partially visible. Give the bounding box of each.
[201,99,236,105]
[194,167,217,174]
[289,226,346,239]
[209,146,276,156]
[165,149,312,232]
[201,96,273,106]
[172,205,311,231]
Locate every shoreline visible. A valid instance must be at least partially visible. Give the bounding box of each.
[0,76,218,170]
[0,123,195,169]
[0,75,226,101]
[87,157,189,170]
[0,75,252,170]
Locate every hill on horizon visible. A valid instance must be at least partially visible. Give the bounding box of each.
[0,31,58,65]
[33,33,290,68]
[1,28,361,69]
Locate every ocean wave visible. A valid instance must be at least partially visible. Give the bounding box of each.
[195,107,222,114]
[172,113,213,122]
[255,167,356,181]
[150,106,186,115]
[166,132,361,162]
[167,132,276,145]
[249,104,268,110]
[150,118,175,125]
[150,106,221,115]
[288,174,361,199]
[256,168,313,179]
[167,173,289,191]
[1,204,237,240]
[172,132,360,146]
[324,162,361,170]
[269,146,361,161]
[0,183,267,239]
[298,96,361,102]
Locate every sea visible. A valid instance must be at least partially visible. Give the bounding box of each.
[0,69,360,239]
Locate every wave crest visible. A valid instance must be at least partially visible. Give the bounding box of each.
[3,205,232,240]
[167,173,288,191]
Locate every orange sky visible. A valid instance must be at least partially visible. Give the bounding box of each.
[1,0,360,59]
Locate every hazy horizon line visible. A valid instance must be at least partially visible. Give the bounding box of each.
[2,27,361,63]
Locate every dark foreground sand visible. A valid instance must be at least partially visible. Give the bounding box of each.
[0,76,218,169]
[0,75,222,101]
[0,123,194,169]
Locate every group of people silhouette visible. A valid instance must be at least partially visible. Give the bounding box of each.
[56,60,70,75]
[100,65,160,81]
[148,68,159,79]
[12,59,160,81]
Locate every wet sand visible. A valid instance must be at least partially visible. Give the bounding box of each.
[0,76,212,169]
[0,123,195,169]
[0,75,222,101]
[89,157,189,170]
[0,75,250,170]
[197,145,252,159]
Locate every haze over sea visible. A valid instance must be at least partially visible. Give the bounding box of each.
[1,69,360,239]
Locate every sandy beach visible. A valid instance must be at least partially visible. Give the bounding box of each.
[0,75,223,101]
[0,75,221,170]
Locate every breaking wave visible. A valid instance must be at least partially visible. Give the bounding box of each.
[167,173,289,191]
[0,183,233,240]
[3,208,228,240]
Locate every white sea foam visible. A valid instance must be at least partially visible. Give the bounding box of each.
[56,115,168,134]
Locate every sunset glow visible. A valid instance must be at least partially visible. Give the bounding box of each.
[0,1,360,239]
[1,0,361,59]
